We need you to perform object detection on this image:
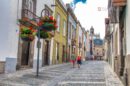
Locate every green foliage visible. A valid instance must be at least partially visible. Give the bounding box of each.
[21,27,32,34]
[37,30,49,39]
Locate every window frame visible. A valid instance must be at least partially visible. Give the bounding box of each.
[63,20,66,36]
[56,13,60,32]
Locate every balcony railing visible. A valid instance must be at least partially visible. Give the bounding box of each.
[20,9,55,38]
[112,0,126,6]
[22,9,39,20]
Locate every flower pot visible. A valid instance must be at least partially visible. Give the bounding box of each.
[41,23,55,31]
[21,34,35,41]
[21,37,34,41]
[37,30,50,39]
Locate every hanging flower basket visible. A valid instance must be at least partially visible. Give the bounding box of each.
[38,16,57,31]
[20,26,37,41]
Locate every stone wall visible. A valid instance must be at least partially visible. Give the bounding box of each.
[125,54,130,86]
[114,55,120,76]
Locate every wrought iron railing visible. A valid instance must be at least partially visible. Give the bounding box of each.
[22,9,40,21]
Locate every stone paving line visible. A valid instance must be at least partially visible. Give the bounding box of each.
[0,63,70,80]
[54,61,124,86]
[54,62,106,86]
[0,61,124,86]
[0,63,75,86]
[0,63,73,86]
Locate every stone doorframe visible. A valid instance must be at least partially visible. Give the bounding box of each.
[16,38,35,70]
[42,40,50,66]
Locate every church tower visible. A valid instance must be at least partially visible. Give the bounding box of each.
[90,26,94,35]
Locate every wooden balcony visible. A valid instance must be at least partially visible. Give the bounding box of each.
[112,0,126,6]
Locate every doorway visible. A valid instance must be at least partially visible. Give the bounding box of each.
[62,45,65,62]
[43,40,49,66]
[68,45,71,61]
[21,41,30,66]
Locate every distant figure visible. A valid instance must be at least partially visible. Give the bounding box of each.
[71,53,76,68]
[77,55,81,68]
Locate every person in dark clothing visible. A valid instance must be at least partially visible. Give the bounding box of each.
[77,55,81,68]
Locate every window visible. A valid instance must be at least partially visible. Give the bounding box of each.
[22,0,36,19]
[62,45,65,62]
[55,42,59,61]
[57,43,59,61]
[72,26,76,40]
[29,0,33,19]
[63,21,66,36]
[68,22,71,39]
[56,13,60,32]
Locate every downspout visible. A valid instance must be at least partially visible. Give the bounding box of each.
[66,7,69,62]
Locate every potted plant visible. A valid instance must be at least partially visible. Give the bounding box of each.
[38,16,57,31]
[20,26,37,41]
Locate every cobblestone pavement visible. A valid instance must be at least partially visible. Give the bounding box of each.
[0,61,124,86]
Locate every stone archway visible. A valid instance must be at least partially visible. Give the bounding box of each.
[16,39,35,70]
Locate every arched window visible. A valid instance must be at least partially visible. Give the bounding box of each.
[22,0,36,19]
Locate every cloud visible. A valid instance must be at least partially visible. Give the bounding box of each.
[62,0,108,38]
[62,0,73,4]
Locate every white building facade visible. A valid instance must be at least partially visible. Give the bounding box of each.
[0,0,55,73]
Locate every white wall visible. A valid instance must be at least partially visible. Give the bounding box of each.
[126,0,130,55]
[0,0,22,61]
[36,0,55,17]
[33,0,55,66]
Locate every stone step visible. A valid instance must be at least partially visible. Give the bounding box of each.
[56,81,106,86]
[63,79,105,82]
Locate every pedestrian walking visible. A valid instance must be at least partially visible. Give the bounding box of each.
[71,53,76,68]
[77,55,81,68]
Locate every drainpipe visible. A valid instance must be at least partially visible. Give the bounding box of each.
[66,7,69,62]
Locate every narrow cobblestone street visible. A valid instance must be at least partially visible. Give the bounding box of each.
[0,61,123,86]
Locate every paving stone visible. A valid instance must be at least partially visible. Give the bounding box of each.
[0,61,124,86]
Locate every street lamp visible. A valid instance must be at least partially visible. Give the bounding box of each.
[36,3,57,76]
[36,9,55,77]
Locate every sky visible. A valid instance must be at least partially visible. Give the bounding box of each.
[62,0,108,39]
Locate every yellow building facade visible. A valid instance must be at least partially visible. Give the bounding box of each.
[52,0,67,64]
